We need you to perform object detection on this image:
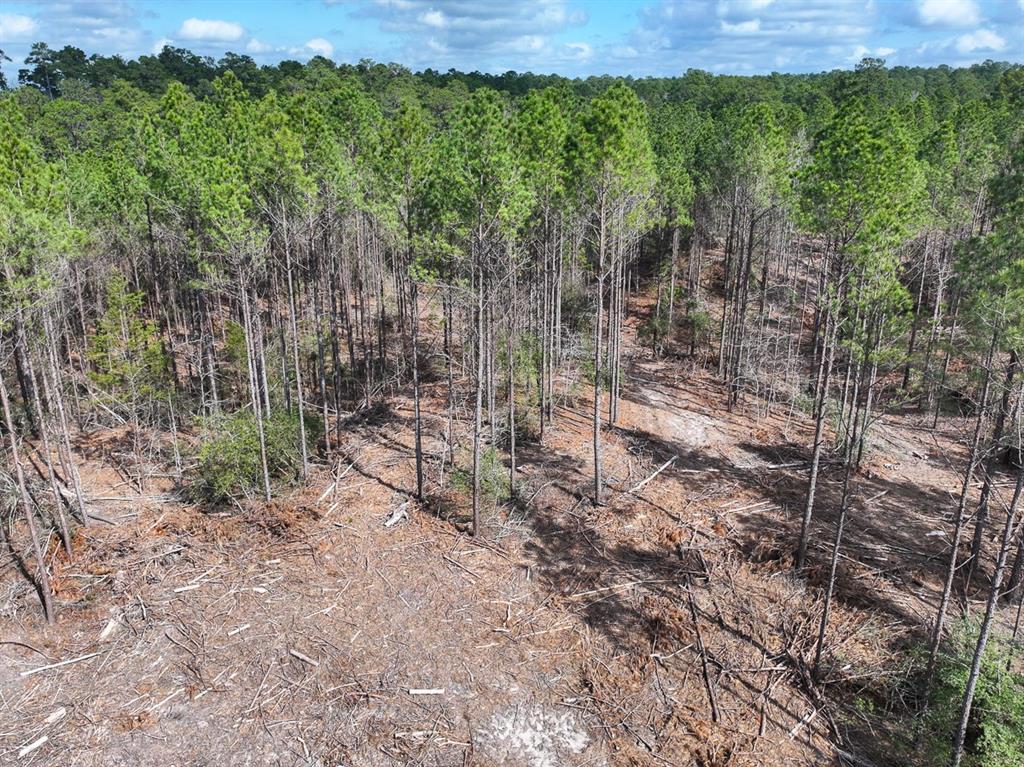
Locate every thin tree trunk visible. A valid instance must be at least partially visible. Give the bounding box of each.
[472,258,485,536]
[950,463,1024,767]
[283,210,309,481]
[922,328,996,710]
[593,198,606,506]
[967,350,1018,589]
[0,368,55,623]
[797,307,838,570]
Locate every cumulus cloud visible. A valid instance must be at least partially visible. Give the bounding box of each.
[246,38,274,54]
[151,37,172,54]
[955,28,1005,53]
[850,43,896,62]
[419,9,448,29]
[305,37,334,57]
[563,41,592,60]
[0,1,146,71]
[353,0,588,70]
[628,0,876,74]
[0,13,38,39]
[917,0,981,27]
[176,18,245,42]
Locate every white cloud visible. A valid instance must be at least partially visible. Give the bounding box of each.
[564,41,593,60]
[917,0,980,27]
[419,9,447,29]
[176,18,245,42]
[151,37,173,54]
[246,38,273,54]
[0,13,38,39]
[849,43,896,62]
[717,0,774,14]
[721,18,761,34]
[630,0,878,75]
[955,28,1005,53]
[305,37,334,57]
[357,0,588,70]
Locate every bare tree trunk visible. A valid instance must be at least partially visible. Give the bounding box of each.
[472,258,485,536]
[0,368,55,623]
[593,198,606,506]
[283,210,309,481]
[967,350,1018,589]
[813,457,854,677]
[410,275,424,500]
[668,225,679,324]
[241,283,272,502]
[507,314,516,498]
[796,307,837,570]
[42,313,89,525]
[950,463,1024,767]
[25,342,72,555]
[901,231,930,392]
[921,328,996,716]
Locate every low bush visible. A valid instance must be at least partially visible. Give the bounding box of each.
[191,409,319,503]
[451,446,508,509]
[919,620,1024,767]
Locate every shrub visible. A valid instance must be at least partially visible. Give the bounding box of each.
[88,271,170,421]
[451,446,508,509]
[678,304,712,352]
[919,620,1024,767]
[499,332,542,444]
[638,305,670,356]
[191,409,319,503]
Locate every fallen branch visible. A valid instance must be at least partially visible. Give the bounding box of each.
[384,501,410,528]
[627,456,677,495]
[687,581,720,723]
[289,649,319,667]
[21,651,101,677]
[18,736,48,758]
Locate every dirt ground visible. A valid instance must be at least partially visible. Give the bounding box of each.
[1,290,1019,767]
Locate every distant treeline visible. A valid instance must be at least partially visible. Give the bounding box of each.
[2,41,1017,111]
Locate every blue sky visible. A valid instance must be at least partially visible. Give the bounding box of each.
[1,0,1022,83]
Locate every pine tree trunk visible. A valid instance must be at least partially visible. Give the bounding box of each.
[813,457,854,677]
[922,329,996,703]
[472,258,485,536]
[950,463,1024,767]
[0,368,55,623]
[241,283,272,502]
[967,350,1018,588]
[410,273,424,500]
[796,307,837,570]
[593,197,606,506]
[283,213,309,481]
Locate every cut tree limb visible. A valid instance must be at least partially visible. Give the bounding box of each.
[626,456,677,495]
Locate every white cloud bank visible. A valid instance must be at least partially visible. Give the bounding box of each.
[177,18,245,42]
[955,28,1005,53]
[0,13,38,40]
[918,0,981,27]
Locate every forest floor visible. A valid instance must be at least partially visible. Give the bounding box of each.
[1,289,1019,767]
